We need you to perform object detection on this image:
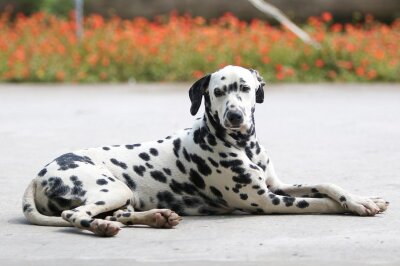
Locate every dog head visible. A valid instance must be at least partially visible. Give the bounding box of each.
[189,65,265,132]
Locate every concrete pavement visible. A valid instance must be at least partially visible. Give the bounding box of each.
[0,83,399,265]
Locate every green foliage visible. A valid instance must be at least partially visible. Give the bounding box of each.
[40,0,74,17]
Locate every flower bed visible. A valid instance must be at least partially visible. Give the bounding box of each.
[0,12,399,82]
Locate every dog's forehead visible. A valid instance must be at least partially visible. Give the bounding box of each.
[210,66,254,86]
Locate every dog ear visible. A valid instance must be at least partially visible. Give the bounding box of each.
[249,68,266,104]
[189,74,211,115]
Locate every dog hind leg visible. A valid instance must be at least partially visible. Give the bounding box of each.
[61,182,134,236]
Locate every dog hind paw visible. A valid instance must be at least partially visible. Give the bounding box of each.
[151,209,182,228]
[89,219,121,237]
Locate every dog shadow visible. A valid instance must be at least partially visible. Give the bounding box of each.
[8,211,364,227]
[8,216,31,225]
[9,211,378,238]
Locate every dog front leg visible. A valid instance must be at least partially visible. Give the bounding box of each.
[249,193,345,215]
[264,162,388,215]
[271,182,388,215]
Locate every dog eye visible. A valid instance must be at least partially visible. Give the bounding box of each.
[241,86,250,92]
[214,88,224,97]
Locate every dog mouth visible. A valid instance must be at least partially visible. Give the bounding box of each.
[223,121,246,131]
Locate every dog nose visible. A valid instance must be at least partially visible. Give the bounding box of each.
[226,110,244,126]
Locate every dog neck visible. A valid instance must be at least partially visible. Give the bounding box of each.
[202,107,258,150]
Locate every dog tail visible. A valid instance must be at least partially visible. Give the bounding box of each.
[22,179,72,227]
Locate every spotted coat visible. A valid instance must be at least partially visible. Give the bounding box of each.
[22,65,389,236]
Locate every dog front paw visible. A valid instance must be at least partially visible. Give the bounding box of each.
[342,195,388,216]
[368,196,389,213]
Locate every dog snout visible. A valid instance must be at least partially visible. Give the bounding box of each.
[226,110,244,127]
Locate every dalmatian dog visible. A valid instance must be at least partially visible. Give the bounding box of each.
[22,65,389,237]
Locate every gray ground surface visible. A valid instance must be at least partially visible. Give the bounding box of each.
[0,83,399,266]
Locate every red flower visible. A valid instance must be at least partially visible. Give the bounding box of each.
[367,69,377,79]
[355,67,365,77]
[322,12,333,22]
[331,23,342,33]
[275,64,283,72]
[276,72,284,80]
[193,70,204,79]
[315,59,325,68]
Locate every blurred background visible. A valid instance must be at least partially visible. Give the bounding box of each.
[1,2,400,264]
[0,0,399,82]
[3,0,400,21]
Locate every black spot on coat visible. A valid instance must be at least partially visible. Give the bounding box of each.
[189,169,205,189]
[209,186,223,198]
[272,197,280,205]
[38,168,47,177]
[96,179,108,185]
[183,148,191,162]
[139,153,150,161]
[149,148,158,156]
[257,189,265,195]
[110,158,127,169]
[150,170,167,183]
[126,144,141,149]
[176,160,186,174]
[190,153,212,176]
[169,179,184,195]
[240,193,248,200]
[70,175,86,197]
[133,165,146,176]
[220,159,243,168]
[283,196,295,207]
[245,148,253,159]
[274,189,290,197]
[207,157,219,168]
[255,142,261,154]
[23,203,33,213]
[122,173,136,190]
[80,219,93,228]
[207,134,217,146]
[219,152,227,158]
[232,173,252,184]
[163,168,172,176]
[296,200,310,208]
[173,138,181,157]
[54,153,94,171]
